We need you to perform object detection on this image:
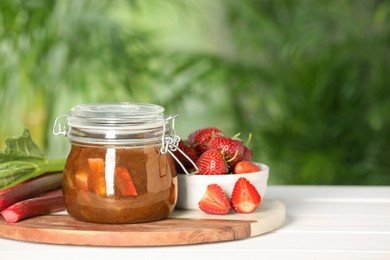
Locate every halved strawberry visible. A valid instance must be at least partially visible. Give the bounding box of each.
[196,150,228,175]
[198,184,230,215]
[234,161,261,174]
[188,127,224,154]
[230,177,261,213]
[173,140,198,172]
[207,136,244,168]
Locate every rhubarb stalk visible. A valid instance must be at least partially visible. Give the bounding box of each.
[0,189,64,223]
[0,171,62,211]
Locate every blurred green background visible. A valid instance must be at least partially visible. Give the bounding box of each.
[1,0,389,185]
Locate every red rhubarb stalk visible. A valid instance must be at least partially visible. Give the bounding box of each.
[0,189,64,223]
[0,172,62,211]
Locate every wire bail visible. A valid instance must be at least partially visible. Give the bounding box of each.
[160,115,198,175]
[52,114,68,136]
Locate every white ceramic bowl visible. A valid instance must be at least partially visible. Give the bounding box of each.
[176,162,269,210]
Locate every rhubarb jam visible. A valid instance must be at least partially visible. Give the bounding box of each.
[63,144,177,223]
[54,103,179,224]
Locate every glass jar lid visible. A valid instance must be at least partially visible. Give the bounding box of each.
[67,102,166,130]
[53,102,172,146]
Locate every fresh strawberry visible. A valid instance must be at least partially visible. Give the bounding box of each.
[230,177,261,213]
[208,136,244,168]
[196,150,228,175]
[198,184,230,214]
[173,140,198,172]
[188,127,224,154]
[234,161,261,174]
[242,146,253,161]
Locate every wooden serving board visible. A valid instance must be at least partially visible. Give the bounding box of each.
[0,199,285,246]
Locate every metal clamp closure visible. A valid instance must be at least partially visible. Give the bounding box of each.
[160,114,198,175]
[52,114,68,136]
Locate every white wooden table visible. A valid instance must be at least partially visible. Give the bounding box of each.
[1,185,389,260]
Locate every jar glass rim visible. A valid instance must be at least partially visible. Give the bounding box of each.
[67,102,166,129]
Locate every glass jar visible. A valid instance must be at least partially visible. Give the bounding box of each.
[53,102,185,224]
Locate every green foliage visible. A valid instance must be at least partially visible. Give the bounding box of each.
[0,129,65,190]
[1,0,389,185]
[0,128,46,163]
[0,0,160,157]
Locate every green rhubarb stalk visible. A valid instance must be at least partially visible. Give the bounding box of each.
[0,129,66,191]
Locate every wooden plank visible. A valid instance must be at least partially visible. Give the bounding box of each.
[280,215,390,233]
[0,199,285,247]
[282,201,390,216]
[268,185,390,201]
